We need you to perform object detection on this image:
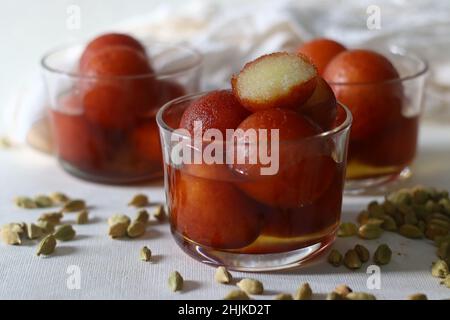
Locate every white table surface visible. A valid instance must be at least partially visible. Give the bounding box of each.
[1,120,450,300]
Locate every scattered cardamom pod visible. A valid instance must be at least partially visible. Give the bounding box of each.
[26,223,42,240]
[153,205,166,222]
[215,266,232,284]
[275,293,293,300]
[399,224,423,239]
[368,201,384,217]
[128,194,150,208]
[373,244,392,265]
[38,212,63,224]
[14,196,37,209]
[441,275,450,288]
[407,293,428,300]
[435,235,450,248]
[1,225,22,245]
[135,210,150,224]
[326,292,346,300]
[76,210,89,224]
[36,220,55,234]
[140,246,152,262]
[108,214,131,226]
[357,211,370,225]
[294,283,312,300]
[127,221,146,238]
[62,199,86,213]
[354,244,370,263]
[49,192,69,205]
[431,260,449,278]
[327,249,343,267]
[34,195,53,208]
[425,223,448,240]
[346,292,376,300]
[224,290,250,300]
[54,224,76,241]
[0,136,12,148]
[334,284,352,297]
[168,271,183,292]
[380,215,397,231]
[36,234,57,256]
[358,223,383,240]
[237,278,264,295]
[437,242,450,261]
[366,218,384,227]
[343,249,362,270]
[108,222,128,238]
[412,189,429,205]
[337,222,357,237]
[382,200,396,215]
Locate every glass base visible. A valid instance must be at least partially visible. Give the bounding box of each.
[173,232,335,272]
[344,166,412,195]
[59,159,163,184]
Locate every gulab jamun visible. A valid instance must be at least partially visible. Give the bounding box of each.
[232,108,335,207]
[323,49,403,140]
[170,171,264,249]
[231,52,317,111]
[79,33,147,71]
[131,121,163,165]
[298,38,346,75]
[297,77,337,130]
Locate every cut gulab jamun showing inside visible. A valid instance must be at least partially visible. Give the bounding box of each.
[297,38,346,75]
[170,171,263,249]
[231,52,318,111]
[232,108,335,208]
[79,33,147,71]
[323,49,403,140]
[298,77,337,130]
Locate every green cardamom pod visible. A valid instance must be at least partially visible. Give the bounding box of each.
[327,249,342,267]
[26,223,43,240]
[354,244,370,262]
[368,201,385,218]
[128,194,150,208]
[346,292,376,300]
[135,210,150,224]
[275,293,293,300]
[168,271,184,292]
[237,278,264,295]
[407,293,428,300]
[432,260,449,278]
[38,212,63,225]
[54,224,76,241]
[127,221,146,238]
[215,266,232,284]
[1,225,22,245]
[14,196,37,209]
[140,246,152,262]
[343,249,362,270]
[294,283,312,300]
[373,244,392,265]
[62,199,86,213]
[358,223,383,240]
[326,292,346,300]
[34,195,53,208]
[108,222,128,238]
[399,224,423,239]
[36,220,55,234]
[49,192,70,205]
[36,234,57,256]
[153,205,167,222]
[224,290,250,300]
[337,222,357,237]
[108,214,130,226]
[76,210,89,224]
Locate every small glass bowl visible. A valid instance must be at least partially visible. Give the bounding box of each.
[41,41,202,184]
[328,48,428,193]
[157,92,352,271]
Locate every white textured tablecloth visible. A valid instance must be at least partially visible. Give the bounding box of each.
[0,120,449,300]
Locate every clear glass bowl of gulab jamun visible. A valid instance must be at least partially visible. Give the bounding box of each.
[298,39,428,193]
[41,33,202,183]
[157,52,352,271]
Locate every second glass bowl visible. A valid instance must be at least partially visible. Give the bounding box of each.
[42,42,202,184]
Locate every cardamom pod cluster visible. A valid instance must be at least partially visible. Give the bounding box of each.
[14,192,71,209]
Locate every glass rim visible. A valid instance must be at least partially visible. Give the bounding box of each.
[327,47,429,86]
[156,91,353,142]
[40,40,203,80]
